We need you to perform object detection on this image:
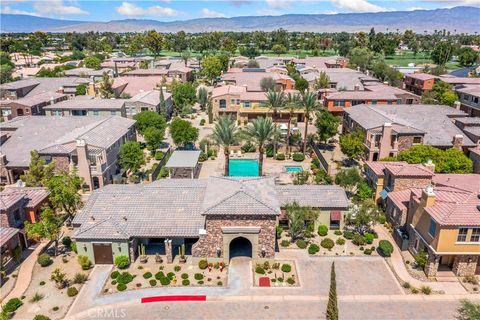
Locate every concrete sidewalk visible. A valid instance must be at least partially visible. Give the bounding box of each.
[375,226,466,294]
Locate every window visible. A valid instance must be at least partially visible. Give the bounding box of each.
[413,137,422,144]
[387,100,393,105]
[93,110,99,116]
[428,219,437,237]
[231,99,235,105]
[243,101,251,108]
[111,110,116,115]
[219,99,226,109]
[372,100,378,105]
[236,99,240,105]
[397,99,402,104]
[470,228,480,242]
[457,228,468,242]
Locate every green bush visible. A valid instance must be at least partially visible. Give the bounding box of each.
[421,286,432,295]
[255,266,265,274]
[402,282,411,289]
[62,236,72,248]
[110,271,120,279]
[77,255,92,270]
[276,153,286,161]
[154,151,164,160]
[292,153,305,162]
[116,272,134,285]
[296,239,307,249]
[33,315,50,320]
[317,225,328,236]
[37,253,52,267]
[308,244,320,255]
[198,260,208,269]
[160,277,170,286]
[266,147,274,158]
[182,279,190,286]
[155,272,165,280]
[321,238,335,249]
[166,272,175,280]
[352,234,366,246]
[334,230,342,236]
[72,273,88,284]
[336,238,346,245]
[143,272,152,279]
[378,240,394,257]
[114,255,130,269]
[280,240,290,247]
[149,279,157,286]
[364,248,373,255]
[174,266,181,272]
[194,273,204,280]
[200,119,206,126]
[365,233,375,244]
[377,214,386,224]
[276,225,283,238]
[281,264,292,273]
[71,241,77,253]
[3,298,23,313]
[198,151,208,162]
[311,156,320,169]
[343,230,354,240]
[67,287,78,297]
[287,277,295,285]
[181,273,189,279]
[241,141,256,153]
[117,283,127,291]
[414,251,428,268]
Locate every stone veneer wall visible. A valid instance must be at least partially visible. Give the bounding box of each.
[52,155,70,173]
[393,177,432,192]
[397,136,415,152]
[452,255,478,276]
[192,214,276,259]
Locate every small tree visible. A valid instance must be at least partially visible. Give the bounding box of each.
[456,299,480,320]
[316,111,340,144]
[197,87,209,111]
[159,89,167,118]
[119,141,145,173]
[335,167,362,194]
[284,201,318,241]
[47,170,83,217]
[84,56,101,69]
[170,117,199,148]
[144,127,165,152]
[99,72,114,98]
[133,111,167,136]
[326,262,338,320]
[171,81,196,115]
[75,84,87,95]
[339,130,364,160]
[207,96,214,124]
[202,56,223,84]
[346,200,379,235]
[353,181,373,202]
[211,115,241,176]
[21,150,55,187]
[260,77,276,92]
[315,71,330,90]
[25,207,63,256]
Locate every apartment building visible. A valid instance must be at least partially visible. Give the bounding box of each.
[0,77,90,100]
[44,97,126,117]
[455,85,480,117]
[0,91,67,119]
[404,73,480,96]
[125,90,173,118]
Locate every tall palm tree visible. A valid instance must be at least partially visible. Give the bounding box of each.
[299,91,320,155]
[285,92,300,156]
[243,117,276,176]
[211,115,240,176]
[266,90,286,156]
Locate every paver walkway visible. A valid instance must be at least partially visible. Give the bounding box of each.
[374,225,466,294]
[3,242,47,302]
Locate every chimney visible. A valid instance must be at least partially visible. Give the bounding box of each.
[57,86,64,94]
[454,101,461,110]
[424,159,435,173]
[421,185,436,207]
[452,134,464,149]
[354,84,360,91]
[0,153,7,166]
[88,82,95,97]
[76,139,93,191]
[357,66,360,71]
[50,97,54,105]
[378,123,393,159]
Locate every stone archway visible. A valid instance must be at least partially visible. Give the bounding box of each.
[229,236,252,260]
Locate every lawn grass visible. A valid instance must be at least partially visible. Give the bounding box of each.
[384,51,432,67]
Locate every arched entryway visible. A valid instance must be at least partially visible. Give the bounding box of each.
[229,236,252,259]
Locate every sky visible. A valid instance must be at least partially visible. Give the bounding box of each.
[0,0,479,22]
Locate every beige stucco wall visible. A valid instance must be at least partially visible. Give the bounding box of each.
[76,239,129,264]
[436,228,480,253]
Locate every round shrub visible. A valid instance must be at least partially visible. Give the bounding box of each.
[378,240,394,257]
[194,273,204,281]
[276,153,286,161]
[198,260,208,270]
[281,264,292,273]
[352,234,366,246]
[241,141,256,153]
[174,266,181,272]
[364,249,373,255]
[110,271,120,279]
[167,272,175,280]
[143,272,152,279]
[154,152,164,160]
[308,244,320,255]
[52,306,59,311]
[136,283,142,288]
[317,225,328,236]
[160,277,170,286]
[67,287,78,297]
[343,230,354,240]
[114,256,130,269]
[200,119,206,126]
[33,316,50,320]
[37,253,52,267]
[3,298,23,313]
[280,240,290,247]
[181,273,189,279]
[182,279,190,286]
[155,272,165,280]
[287,277,295,285]
[116,272,134,285]
[39,281,46,286]
[149,279,157,286]
[111,280,117,285]
[377,214,386,224]
[320,238,335,249]
[292,153,305,162]
[365,233,375,244]
[62,236,72,248]
[117,283,127,291]
[296,239,307,249]
[255,266,265,274]
[336,238,346,245]
[217,281,223,286]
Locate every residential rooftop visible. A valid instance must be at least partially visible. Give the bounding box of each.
[43,97,126,110]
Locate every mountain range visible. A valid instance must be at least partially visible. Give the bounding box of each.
[1,6,479,33]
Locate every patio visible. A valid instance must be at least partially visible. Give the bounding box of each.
[165,150,201,179]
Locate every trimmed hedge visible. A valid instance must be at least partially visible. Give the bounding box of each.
[320,238,335,249]
[296,239,307,249]
[308,244,320,255]
[292,153,305,162]
[378,240,394,257]
[37,253,52,267]
[281,264,292,273]
[317,225,328,236]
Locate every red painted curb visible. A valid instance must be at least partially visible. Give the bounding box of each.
[141,295,207,303]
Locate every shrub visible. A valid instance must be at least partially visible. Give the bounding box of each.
[194,273,204,281]
[292,153,305,162]
[365,233,375,244]
[287,277,295,285]
[377,214,386,224]
[197,280,204,285]
[336,238,345,245]
[136,283,142,288]
[117,283,127,291]
[359,247,364,251]
[414,251,428,268]
[37,253,52,267]
[296,239,307,249]
[266,147,274,158]
[402,282,411,289]
[463,274,479,285]
[198,260,208,269]
[280,240,290,247]
[167,272,175,280]
[241,141,256,153]
[411,287,419,294]
[276,153,285,161]
[33,316,50,320]
[73,273,88,284]
[217,281,223,286]
[421,286,432,295]
[343,230,354,239]
[62,236,72,248]
[255,266,265,274]
[30,292,44,302]
[182,279,190,286]
[174,265,181,272]
[143,272,152,279]
[77,255,92,270]
[181,273,189,280]
[320,238,335,249]
[160,277,170,286]
[317,225,328,236]
[334,230,342,236]
[308,244,320,255]
[281,264,292,273]
[378,240,394,257]
[111,280,117,285]
[276,225,283,238]
[110,271,120,279]
[67,287,78,297]
[200,119,206,126]
[114,256,130,269]
[3,298,23,313]
[352,234,366,246]
[154,151,164,160]
[116,272,134,285]
[364,249,372,255]
[39,281,46,286]
[52,306,59,311]
[149,279,157,286]
[71,241,77,253]
[155,272,165,280]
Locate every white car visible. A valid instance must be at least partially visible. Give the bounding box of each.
[279,124,288,137]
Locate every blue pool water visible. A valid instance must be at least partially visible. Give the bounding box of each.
[229,159,259,176]
[285,165,304,173]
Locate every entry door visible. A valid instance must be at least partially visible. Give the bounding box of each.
[93,243,113,264]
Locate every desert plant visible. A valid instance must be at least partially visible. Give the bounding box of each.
[61,236,72,248]
[117,283,127,291]
[463,274,479,285]
[155,271,165,280]
[72,273,88,284]
[334,230,342,236]
[336,238,345,245]
[182,279,190,286]
[352,234,366,246]
[378,240,394,257]
[343,230,354,240]
[160,277,170,286]
[421,286,432,295]
[110,271,120,279]
[281,264,292,273]
[149,279,157,286]
[296,239,307,249]
[276,153,286,160]
[321,238,335,250]
[174,265,181,272]
[194,273,204,281]
[37,253,52,267]
[167,272,175,280]
[318,225,328,236]
[308,244,320,255]
[292,153,305,162]
[411,287,419,294]
[255,266,265,274]
[114,255,130,269]
[402,282,411,289]
[39,281,45,286]
[287,277,295,285]
[116,272,134,285]
[30,292,44,302]
[52,306,59,311]
[50,268,67,288]
[3,298,23,313]
[143,272,152,279]
[181,273,189,279]
[67,287,78,297]
[280,240,290,247]
[33,315,50,320]
[364,248,372,255]
[364,233,375,244]
[198,260,208,269]
[77,255,92,270]
[414,251,428,268]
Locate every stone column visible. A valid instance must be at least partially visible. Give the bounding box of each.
[453,255,478,276]
[424,254,439,278]
[165,239,173,263]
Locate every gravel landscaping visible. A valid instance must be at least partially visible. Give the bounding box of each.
[253,260,299,287]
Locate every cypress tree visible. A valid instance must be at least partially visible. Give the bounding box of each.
[326,262,338,320]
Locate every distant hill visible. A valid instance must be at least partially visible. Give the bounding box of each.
[1,6,479,33]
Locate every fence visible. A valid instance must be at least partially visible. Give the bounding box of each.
[149,147,172,182]
[310,142,331,175]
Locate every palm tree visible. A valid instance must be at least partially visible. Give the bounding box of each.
[243,117,275,176]
[211,115,241,176]
[299,91,320,155]
[285,92,300,156]
[266,90,286,157]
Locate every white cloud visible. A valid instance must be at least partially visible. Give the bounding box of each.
[1,5,39,16]
[265,0,291,9]
[330,0,387,12]
[256,9,282,15]
[32,0,89,15]
[421,0,480,5]
[201,8,225,18]
[407,7,428,11]
[116,1,181,17]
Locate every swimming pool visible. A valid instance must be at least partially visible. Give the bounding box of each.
[285,165,304,173]
[229,159,259,176]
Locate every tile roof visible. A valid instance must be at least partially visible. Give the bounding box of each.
[386,189,415,212]
[456,85,480,97]
[0,192,25,211]
[1,187,49,209]
[3,91,66,107]
[365,161,433,177]
[406,73,437,81]
[112,76,162,97]
[0,227,20,247]
[0,77,90,98]
[275,185,349,209]
[64,68,112,77]
[221,71,293,92]
[44,98,126,110]
[127,90,171,106]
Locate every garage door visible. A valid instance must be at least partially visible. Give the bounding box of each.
[93,243,113,264]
